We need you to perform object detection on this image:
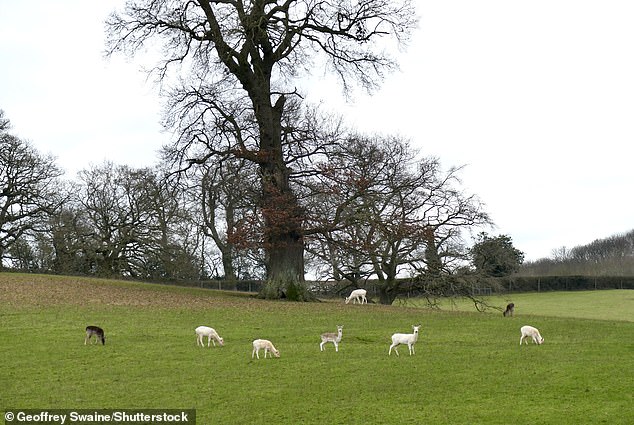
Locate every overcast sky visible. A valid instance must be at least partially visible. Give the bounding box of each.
[1,0,633,261]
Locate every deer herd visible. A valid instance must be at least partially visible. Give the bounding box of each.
[85,292,544,358]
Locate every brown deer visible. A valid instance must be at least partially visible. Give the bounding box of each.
[85,326,106,345]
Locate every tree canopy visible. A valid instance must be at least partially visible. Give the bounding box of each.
[305,135,491,303]
[0,111,65,269]
[470,233,524,277]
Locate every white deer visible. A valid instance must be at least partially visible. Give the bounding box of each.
[519,325,544,345]
[320,325,343,352]
[345,289,367,304]
[389,325,421,356]
[195,326,224,347]
[252,339,280,359]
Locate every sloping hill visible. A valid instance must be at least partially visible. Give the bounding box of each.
[0,273,253,309]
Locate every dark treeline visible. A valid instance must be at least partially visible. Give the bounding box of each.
[520,230,634,276]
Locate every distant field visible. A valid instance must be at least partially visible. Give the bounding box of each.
[408,290,634,322]
[1,273,633,424]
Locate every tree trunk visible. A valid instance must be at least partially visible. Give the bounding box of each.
[220,202,237,281]
[253,95,308,300]
[378,284,398,305]
[424,227,442,277]
[258,162,308,300]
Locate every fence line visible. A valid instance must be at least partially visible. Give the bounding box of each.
[164,275,634,296]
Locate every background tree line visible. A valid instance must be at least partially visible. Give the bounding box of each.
[520,230,634,277]
[1,107,505,303]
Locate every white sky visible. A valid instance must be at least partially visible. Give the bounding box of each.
[1,0,633,261]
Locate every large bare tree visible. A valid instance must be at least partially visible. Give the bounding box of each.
[106,0,416,297]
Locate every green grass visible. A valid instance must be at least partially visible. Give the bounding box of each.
[411,290,634,322]
[1,274,633,424]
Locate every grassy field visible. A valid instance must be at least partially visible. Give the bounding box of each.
[1,274,633,424]
[411,290,634,322]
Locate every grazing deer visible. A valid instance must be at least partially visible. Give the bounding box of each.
[503,303,515,317]
[85,326,105,345]
[195,326,224,347]
[345,289,367,304]
[252,339,280,359]
[520,325,544,345]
